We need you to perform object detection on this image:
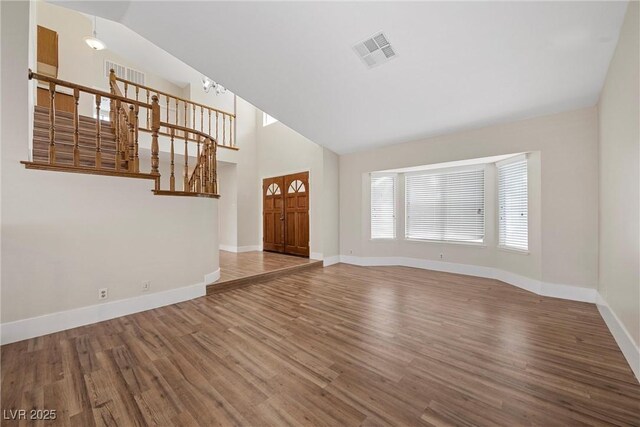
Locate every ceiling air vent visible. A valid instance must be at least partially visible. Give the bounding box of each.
[353,31,397,69]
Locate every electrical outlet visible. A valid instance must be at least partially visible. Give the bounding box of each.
[349,249,353,254]
[440,253,443,259]
[142,281,151,292]
[98,288,108,300]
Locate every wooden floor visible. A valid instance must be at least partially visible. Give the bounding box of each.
[2,264,639,426]
[217,250,317,283]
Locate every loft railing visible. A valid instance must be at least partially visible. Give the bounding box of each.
[109,69,236,149]
[24,70,219,198]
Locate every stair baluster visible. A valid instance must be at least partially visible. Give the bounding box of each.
[146,91,150,130]
[95,94,102,168]
[73,88,80,166]
[48,81,56,164]
[183,131,189,191]
[133,105,140,172]
[175,98,179,127]
[170,129,175,191]
[223,113,226,146]
[127,106,135,172]
[184,102,188,135]
[215,111,219,144]
[114,99,121,171]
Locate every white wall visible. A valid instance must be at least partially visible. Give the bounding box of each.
[218,161,238,250]
[1,1,218,334]
[322,147,340,259]
[234,98,260,249]
[598,2,639,350]
[340,107,599,290]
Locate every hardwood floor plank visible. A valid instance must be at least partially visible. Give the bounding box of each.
[2,263,639,426]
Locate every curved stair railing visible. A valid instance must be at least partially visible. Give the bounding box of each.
[109,69,236,150]
[23,69,221,198]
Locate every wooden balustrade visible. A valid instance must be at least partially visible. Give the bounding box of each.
[109,69,237,150]
[156,120,218,197]
[25,69,219,199]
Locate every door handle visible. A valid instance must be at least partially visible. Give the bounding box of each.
[280,216,284,221]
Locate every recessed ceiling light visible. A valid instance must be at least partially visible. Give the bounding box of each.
[353,31,397,69]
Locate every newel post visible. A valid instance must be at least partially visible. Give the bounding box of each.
[127,106,136,172]
[151,96,161,187]
[108,69,116,123]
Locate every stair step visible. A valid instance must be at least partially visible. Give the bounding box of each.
[33,117,113,134]
[35,106,114,128]
[32,142,121,157]
[33,129,116,147]
[206,260,324,295]
[32,149,128,169]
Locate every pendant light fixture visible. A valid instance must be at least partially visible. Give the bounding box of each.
[84,15,106,51]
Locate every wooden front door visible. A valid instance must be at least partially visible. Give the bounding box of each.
[284,172,310,257]
[262,172,310,257]
[263,176,285,253]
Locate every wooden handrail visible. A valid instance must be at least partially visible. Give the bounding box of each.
[159,121,215,143]
[30,70,151,109]
[113,75,235,118]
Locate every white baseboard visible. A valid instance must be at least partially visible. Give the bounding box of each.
[1,279,209,345]
[323,255,340,267]
[310,252,323,261]
[205,268,221,284]
[219,244,262,253]
[337,255,596,303]
[596,293,640,381]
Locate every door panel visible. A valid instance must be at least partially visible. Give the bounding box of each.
[263,177,285,253]
[283,172,310,257]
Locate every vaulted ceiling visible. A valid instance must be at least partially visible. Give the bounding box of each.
[56,1,628,154]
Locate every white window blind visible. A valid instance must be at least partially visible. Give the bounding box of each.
[405,168,485,243]
[370,174,396,239]
[498,156,528,250]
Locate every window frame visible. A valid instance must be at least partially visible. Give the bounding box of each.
[370,173,397,240]
[497,154,529,253]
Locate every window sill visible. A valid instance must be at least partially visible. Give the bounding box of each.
[369,237,396,242]
[497,245,529,255]
[404,238,487,248]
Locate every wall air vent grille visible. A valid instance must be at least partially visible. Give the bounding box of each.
[105,60,126,79]
[126,67,145,86]
[104,60,146,86]
[353,31,397,69]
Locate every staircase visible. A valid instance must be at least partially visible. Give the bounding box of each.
[23,69,224,198]
[33,106,127,170]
